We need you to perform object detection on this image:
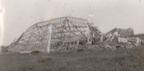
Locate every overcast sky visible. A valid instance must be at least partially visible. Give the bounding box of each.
[1,0,144,45]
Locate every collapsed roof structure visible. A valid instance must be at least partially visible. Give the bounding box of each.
[8,16,95,52]
[5,16,143,53]
[103,28,142,49]
[105,28,134,37]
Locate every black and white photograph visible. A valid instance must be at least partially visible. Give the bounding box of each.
[0,0,144,71]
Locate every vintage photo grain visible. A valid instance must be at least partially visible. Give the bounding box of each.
[0,0,144,71]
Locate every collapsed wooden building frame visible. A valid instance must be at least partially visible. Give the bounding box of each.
[104,28,142,49]
[8,16,101,52]
[4,16,143,53]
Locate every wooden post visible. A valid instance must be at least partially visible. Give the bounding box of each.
[100,33,103,42]
[0,46,1,53]
[136,37,141,46]
[70,42,72,46]
[77,40,79,46]
[47,24,52,53]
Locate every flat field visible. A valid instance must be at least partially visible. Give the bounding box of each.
[0,46,144,71]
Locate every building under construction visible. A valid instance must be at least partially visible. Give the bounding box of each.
[8,16,94,52]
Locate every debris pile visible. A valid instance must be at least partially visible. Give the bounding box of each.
[99,28,142,49]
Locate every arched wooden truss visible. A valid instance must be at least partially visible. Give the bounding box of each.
[9,16,90,52]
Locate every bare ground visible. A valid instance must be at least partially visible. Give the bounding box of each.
[0,46,144,71]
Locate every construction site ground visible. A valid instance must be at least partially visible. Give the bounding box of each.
[0,45,144,71]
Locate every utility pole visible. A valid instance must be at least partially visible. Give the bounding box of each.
[47,24,52,53]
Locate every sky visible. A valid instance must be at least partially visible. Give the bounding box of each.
[0,0,144,45]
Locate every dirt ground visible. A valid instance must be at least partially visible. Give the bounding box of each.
[0,46,144,71]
